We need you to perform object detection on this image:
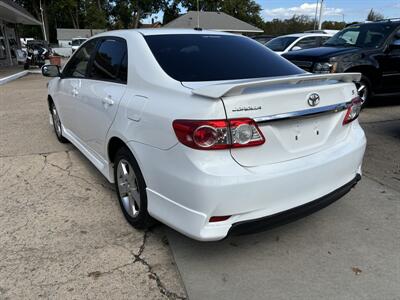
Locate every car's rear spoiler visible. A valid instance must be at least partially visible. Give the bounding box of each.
[191,73,361,99]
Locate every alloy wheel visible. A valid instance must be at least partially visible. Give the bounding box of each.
[117,159,141,218]
[52,106,62,137]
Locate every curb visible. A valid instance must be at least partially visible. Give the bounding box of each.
[0,69,42,86]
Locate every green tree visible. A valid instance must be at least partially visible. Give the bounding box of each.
[219,0,263,28]
[14,0,50,40]
[322,20,346,30]
[110,0,163,28]
[367,9,384,21]
[162,0,180,24]
[84,0,108,28]
[180,0,263,27]
[262,15,314,35]
[15,0,112,42]
[112,0,133,29]
[180,0,220,11]
[130,0,163,28]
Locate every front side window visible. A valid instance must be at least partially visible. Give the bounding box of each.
[390,28,400,42]
[63,39,97,78]
[320,36,331,45]
[72,39,86,46]
[292,37,319,50]
[89,38,127,83]
[145,34,304,82]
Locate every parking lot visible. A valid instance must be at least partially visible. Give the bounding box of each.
[1,74,399,299]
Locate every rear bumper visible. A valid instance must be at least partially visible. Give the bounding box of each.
[228,174,361,236]
[129,122,366,241]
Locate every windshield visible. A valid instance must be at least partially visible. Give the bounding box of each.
[265,36,298,51]
[324,23,396,48]
[144,34,304,82]
[72,39,86,46]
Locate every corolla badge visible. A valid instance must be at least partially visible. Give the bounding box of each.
[307,93,320,107]
[232,106,262,112]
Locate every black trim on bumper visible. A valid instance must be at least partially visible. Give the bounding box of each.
[228,174,361,236]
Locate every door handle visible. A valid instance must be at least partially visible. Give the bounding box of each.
[72,88,78,96]
[102,96,114,106]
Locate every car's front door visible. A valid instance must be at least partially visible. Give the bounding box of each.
[75,37,128,158]
[379,29,400,93]
[290,36,319,51]
[57,39,98,133]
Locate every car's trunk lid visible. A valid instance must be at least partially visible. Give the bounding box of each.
[184,73,360,167]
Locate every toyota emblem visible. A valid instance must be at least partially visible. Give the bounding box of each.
[308,93,320,107]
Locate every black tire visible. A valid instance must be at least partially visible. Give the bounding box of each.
[50,102,69,143]
[355,75,372,107]
[114,147,153,229]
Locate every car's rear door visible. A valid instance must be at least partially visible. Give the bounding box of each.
[74,37,128,158]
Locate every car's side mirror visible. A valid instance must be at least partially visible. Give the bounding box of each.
[68,42,72,46]
[389,39,400,50]
[42,64,61,77]
[291,46,302,51]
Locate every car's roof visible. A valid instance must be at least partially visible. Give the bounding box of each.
[95,28,236,38]
[347,19,400,27]
[277,33,331,38]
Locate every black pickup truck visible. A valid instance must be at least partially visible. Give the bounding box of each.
[282,19,400,105]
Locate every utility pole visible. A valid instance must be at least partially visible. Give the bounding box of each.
[196,0,200,28]
[40,0,47,41]
[318,0,324,30]
[313,0,319,30]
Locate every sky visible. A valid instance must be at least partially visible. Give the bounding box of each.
[260,0,400,22]
[145,0,400,24]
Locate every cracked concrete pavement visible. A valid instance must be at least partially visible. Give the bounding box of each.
[166,99,400,299]
[0,75,186,299]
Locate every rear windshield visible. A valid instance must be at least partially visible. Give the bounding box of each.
[144,34,304,82]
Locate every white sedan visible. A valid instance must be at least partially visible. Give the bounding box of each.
[42,29,366,241]
[265,33,334,55]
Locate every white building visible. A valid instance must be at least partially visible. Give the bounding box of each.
[56,28,106,47]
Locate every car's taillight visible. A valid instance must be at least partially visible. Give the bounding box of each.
[172,118,265,150]
[343,97,362,125]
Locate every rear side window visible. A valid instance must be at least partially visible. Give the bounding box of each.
[89,38,127,83]
[63,39,97,78]
[145,34,304,82]
[292,37,319,50]
[265,36,298,51]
